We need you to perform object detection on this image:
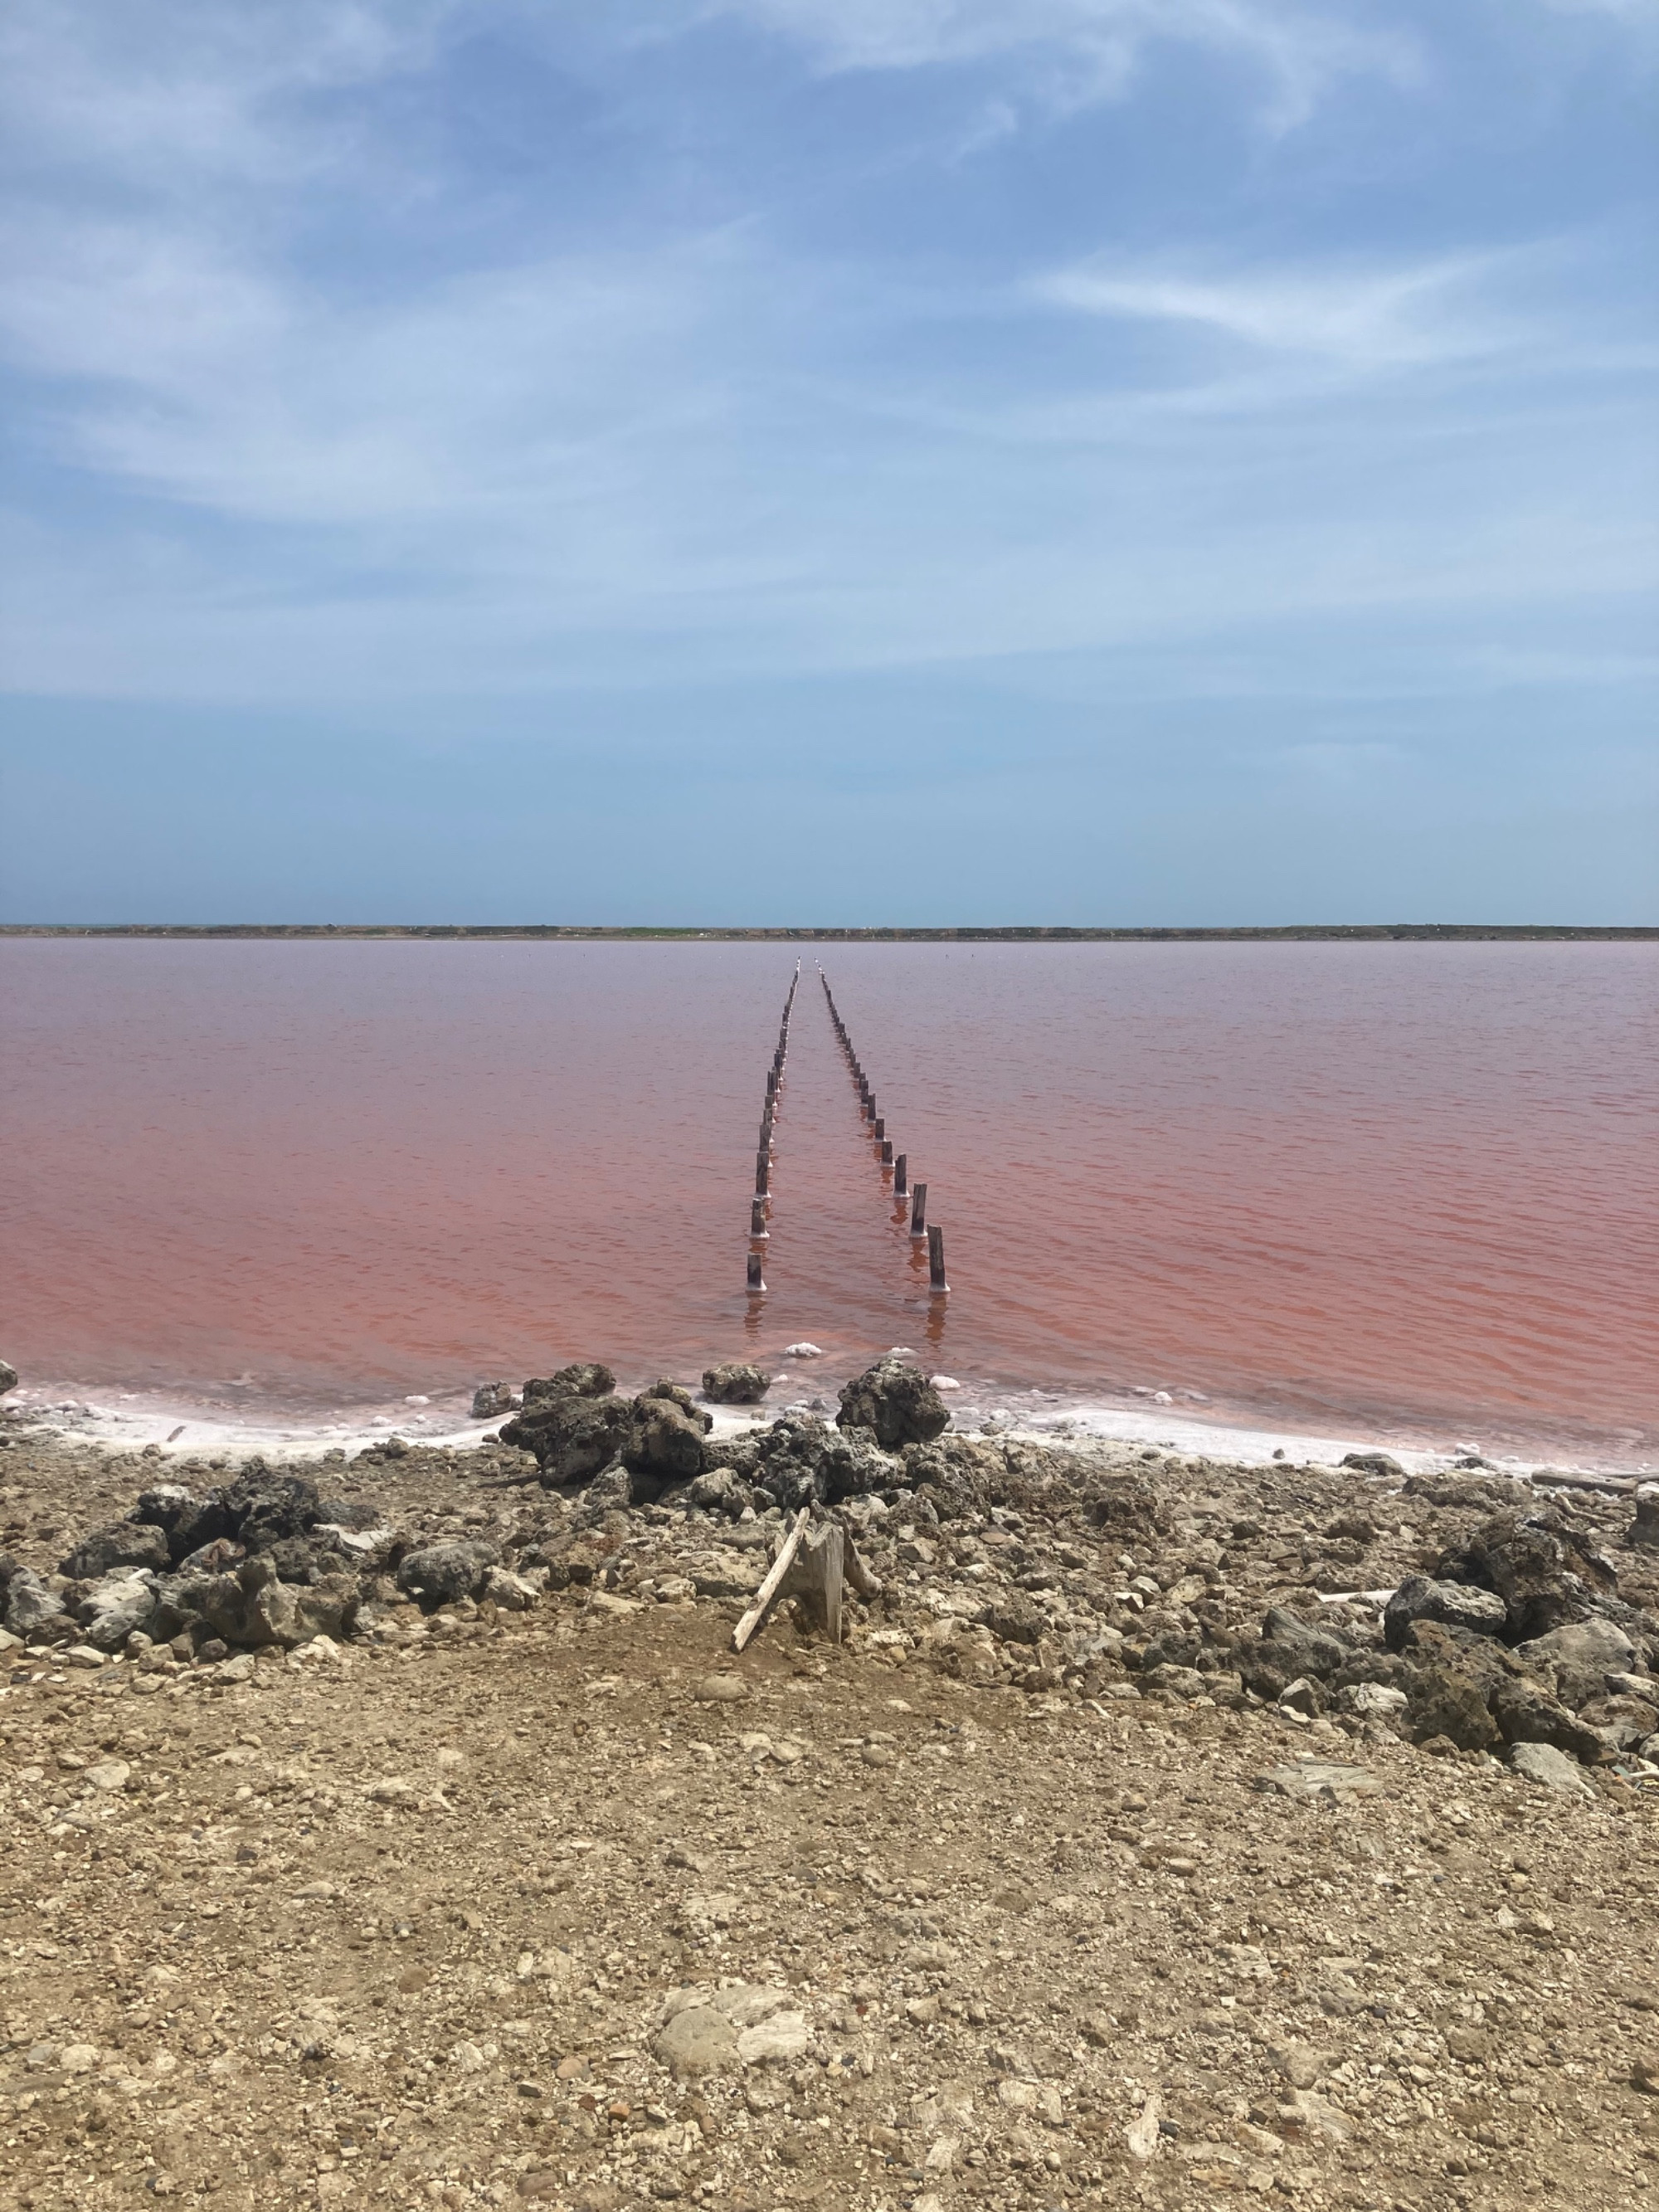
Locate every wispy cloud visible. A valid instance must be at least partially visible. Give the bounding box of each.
[1035,252,1520,372]
[693,0,1422,129]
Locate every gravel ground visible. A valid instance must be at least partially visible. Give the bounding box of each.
[2,1430,1657,2212]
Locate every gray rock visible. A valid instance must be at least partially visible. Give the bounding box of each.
[1630,1484,1659,1552]
[626,1393,712,1484]
[687,1469,755,1518]
[61,1522,172,1581]
[3,1571,67,1640]
[1337,1681,1408,1717]
[397,1541,499,1606]
[1510,1741,1597,1799]
[75,1572,160,1653]
[702,1363,771,1405]
[1340,1451,1405,1478]
[0,1357,17,1396]
[1384,1574,1508,1651]
[1254,1761,1383,1802]
[471,1381,519,1420]
[1434,1508,1616,1643]
[1516,1616,1637,1708]
[1260,1605,1352,1677]
[837,1357,950,1450]
[655,2005,740,2078]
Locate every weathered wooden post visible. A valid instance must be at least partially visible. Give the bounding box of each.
[750,1198,769,1240]
[747,1251,766,1294]
[928,1225,948,1293]
[755,1151,770,1197]
[872,1118,883,1139]
[880,1138,893,1166]
[893,1152,907,1197]
[910,1182,927,1237]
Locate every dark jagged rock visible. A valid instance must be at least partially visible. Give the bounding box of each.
[60,1522,172,1581]
[521,1362,615,1409]
[1260,1605,1352,1677]
[1435,1508,1618,1643]
[1631,1484,1659,1552]
[1404,1668,1501,1752]
[500,1393,636,1484]
[686,1469,757,1517]
[625,1394,712,1487]
[226,1469,322,1552]
[836,1357,949,1449]
[1487,1675,1604,1765]
[470,1381,519,1420]
[0,1357,17,1396]
[1078,1470,1172,1542]
[702,1363,771,1405]
[902,1437,996,1522]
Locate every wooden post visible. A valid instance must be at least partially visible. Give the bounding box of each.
[894,1152,907,1196]
[755,1152,769,1197]
[747,1251,766,1294]
[880,1138,893,1165]
[910,1182,927,1236]
[873,1118,883,1139]
[750,1198,769,1240]
[928,1224,948,1293]
[766,1068,776,1096]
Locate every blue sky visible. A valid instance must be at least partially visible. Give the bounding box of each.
[1,0,1655,922]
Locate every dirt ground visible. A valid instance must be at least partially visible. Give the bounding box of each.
[2,1434,1657,2212]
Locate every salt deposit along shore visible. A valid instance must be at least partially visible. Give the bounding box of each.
[1,1349,1657,2212]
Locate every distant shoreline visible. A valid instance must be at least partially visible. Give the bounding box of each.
[3,923,1655,942]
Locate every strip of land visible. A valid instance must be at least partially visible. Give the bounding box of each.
[2,924,1655,942]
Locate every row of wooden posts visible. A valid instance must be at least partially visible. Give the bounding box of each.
[746,963,800,1293]
[819,968,949,1296]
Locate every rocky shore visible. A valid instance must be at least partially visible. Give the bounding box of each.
[1,1354,1657,2212]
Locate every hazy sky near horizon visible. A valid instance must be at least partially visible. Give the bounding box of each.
[1,1,1656,922]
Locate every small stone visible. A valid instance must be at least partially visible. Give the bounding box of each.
[861,1742,896,1768]
[906,1996,941,2024]
[1081,2013,1113,2047]
[1632,2052,1659,2094]
[782,1343,824,1358]
[218,1652,257,1683]
[61,2045,99,2074]
[556,2055,591,2080]
[655,2006,739,2078]
[693,1674,748,1703]
[84,1760,130,1793]
[736,2011,813,2064]
[60,1644,107,1670]
[1126,2092,1162,2159]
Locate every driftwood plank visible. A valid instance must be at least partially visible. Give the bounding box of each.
[732,1508,810,1652]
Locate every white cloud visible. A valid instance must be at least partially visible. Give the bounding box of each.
[692,0,1422,128]
[1036,252,1519,371]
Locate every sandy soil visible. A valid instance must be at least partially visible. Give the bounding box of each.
[2,1429,1657,2212]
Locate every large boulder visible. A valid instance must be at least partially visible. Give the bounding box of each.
[396,1541,499,1606]
[1487,1675,1604,1765]
[1384,1575,1507,1652]
[1259,1605,1352,1678]
[0,1358,17,1396]
[626,1395,712,1486]
[470,1381,519,1420]
[1404,1667,1501,1752]
[61,1523,172,1581]
[1434,1508,1618,1643]
[1514,1618,1637,1710]
[500,1393,637,1484]
[1629,1485,1659,1552]
[226,1469,322,1552]
[837,1357,950,1449]
[522,1362,615,1409]
[702,1363,771,1406]
[132,1486,235,1564]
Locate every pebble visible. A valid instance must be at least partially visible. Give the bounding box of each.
[860,1743,895,1768]
[693,1674,747,1703]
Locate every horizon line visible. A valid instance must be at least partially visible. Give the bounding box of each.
[2,923,1655,943]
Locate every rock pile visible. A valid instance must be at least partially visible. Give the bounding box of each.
[4,1359,1656,1795]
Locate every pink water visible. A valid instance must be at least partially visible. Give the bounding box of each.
[2,940,1656,1461]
